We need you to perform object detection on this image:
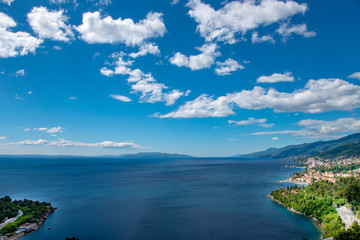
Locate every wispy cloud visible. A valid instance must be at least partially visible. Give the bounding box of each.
[228,117,267,126]
[348,72,360,80]
[12,138,144,149]
[109,94,132,102]
[251,117,360,138]
[32,126,65,134]
[15,69,25,77]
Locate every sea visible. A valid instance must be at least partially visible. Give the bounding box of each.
[0,157,321,240]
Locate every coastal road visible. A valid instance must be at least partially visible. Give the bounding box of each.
[0,210,23,230]
[336,206,359,230]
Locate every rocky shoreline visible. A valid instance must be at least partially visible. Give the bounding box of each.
[268,195,321,224]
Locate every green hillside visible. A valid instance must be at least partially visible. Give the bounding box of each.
[239,133,360,159]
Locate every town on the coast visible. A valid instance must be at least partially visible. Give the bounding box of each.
[270,154,360,240]
[286,156,360,185]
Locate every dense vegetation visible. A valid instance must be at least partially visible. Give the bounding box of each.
[315,163,360,174]
[270,177,360,238]
[316,142,360,159]
[0,196,54,235]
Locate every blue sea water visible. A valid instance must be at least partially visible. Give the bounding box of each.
[0,157,321,240]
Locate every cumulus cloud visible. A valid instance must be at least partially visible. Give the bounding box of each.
[129,43,160,58]
[0,136,6,140]
[101,54,189,105]
[277,22,316,40]
[75,11,166,46]
[28,7,74,42]
[348,72,360,80]
[170,43,220,70]
[257,72,294,83]
[251,31,275,44]
[12,138,143,149]
[1,0,14,5]
[187,0,308,44]
[0,12,43,58]
[215,58,244,76]
[252,118,360,138]
[110,94,132,102]
[228,117,267,126]
[100,67,114,77]
[157,78,360,118]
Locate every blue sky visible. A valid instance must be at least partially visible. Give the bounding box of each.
[0,0,359,157]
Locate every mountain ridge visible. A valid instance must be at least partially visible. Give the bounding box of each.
[237,133,360,159]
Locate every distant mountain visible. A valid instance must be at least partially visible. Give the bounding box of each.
[238,133,360,159]
[316,141,360,158]
[119,152,195,159]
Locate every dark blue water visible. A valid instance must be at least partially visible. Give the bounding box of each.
[0,157,321,240]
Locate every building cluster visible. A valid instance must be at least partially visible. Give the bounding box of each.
[288,156,360,184]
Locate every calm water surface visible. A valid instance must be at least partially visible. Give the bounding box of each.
[0,157,321,240]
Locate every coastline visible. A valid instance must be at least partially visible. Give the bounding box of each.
[268,195,321,224]
[1,207,56,240]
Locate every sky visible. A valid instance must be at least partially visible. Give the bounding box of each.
[0,0,359,157]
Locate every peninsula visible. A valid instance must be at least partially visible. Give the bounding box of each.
[0,196,56,240]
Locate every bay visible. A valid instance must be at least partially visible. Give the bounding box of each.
[0,157,321,240]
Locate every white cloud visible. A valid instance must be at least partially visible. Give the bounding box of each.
[100,67,114,77]
[95,0,111,6]
[129,43,160,58]
[13,138,143,149]
[229,117,267,126]
[24,128,31,131]
[33,126,64,133]
[101,54,189,105]
[259,123,274,128]
[272,137,279,140]
[53,45,62,50]
[187,0,308,44]
[28,7,74,42]
[170,43,220,70]
[1,0,14,6]
[257,72,294,83]
[46,126,64,133]
[157,78,360,118]
[15,69,25,77]
[251,31,275,44]
[110,94,132,102]
[75,11,166,46]
[14,94,23,100]
[68,96,77,100]
[0,12,43,58]
[252,118,360,139]
[348,72,360,80]
[0,136,6,140]
[28,90,32,95]
[215,58,244,76]
[171,0,179,5]
[49,0,67,3]
[277,23,316,40]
